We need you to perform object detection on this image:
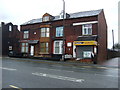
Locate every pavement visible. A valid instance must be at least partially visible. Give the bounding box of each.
[2,56,119,69]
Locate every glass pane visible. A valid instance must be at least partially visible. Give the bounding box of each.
[41,28,45,32]
[21,47,25,52]
[22,43,25,46]
[46,48,48,52]
[46,43,48,47]
[55,47,59,53]
[40,48,45,52]
[41,32,45,37]
[25,47,28,53]
[56,27,63,37]
[41,43,45,47]
[46,28,49,32]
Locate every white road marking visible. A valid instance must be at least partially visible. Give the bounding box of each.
[0,67,17,71]
[32,72,84,83]
[94,73,118,78]
[9,85,22,90]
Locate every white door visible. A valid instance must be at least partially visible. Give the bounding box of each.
[73,42,76,58]
[30,45,34,56]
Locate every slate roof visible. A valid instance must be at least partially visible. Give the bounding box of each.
[21,9,102,25]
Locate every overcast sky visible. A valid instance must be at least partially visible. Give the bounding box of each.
[0,0,119,49]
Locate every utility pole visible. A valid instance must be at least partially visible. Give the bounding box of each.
[112,29,115,50]
[61,0,65,61]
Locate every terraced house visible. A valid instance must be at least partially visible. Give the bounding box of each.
[20,9,107,64]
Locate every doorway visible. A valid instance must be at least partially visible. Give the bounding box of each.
[30,45,34,56]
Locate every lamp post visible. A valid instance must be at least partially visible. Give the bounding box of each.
[112,29,115,50]
[61,0,65,61]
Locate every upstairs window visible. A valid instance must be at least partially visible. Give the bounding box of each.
[41,28,50,37]
[43,16,49,22]
[56,26,63,37]
[82,24,92,35]
[23,31,29,39]
[9,25,12,31]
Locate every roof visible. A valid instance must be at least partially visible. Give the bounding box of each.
[21,9,102,25]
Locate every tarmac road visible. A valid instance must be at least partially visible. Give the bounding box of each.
[1,57,119,89]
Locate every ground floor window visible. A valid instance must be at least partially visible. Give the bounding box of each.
[83,51,92,58]
[21,43,28,53]
[40,42,49,53]
[54,41,63,54]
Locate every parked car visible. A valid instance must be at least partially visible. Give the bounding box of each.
[8,51,23,57]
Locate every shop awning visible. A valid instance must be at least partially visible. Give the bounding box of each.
[28,40,39,44]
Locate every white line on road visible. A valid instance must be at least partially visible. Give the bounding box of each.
[32,72,84,83]
[9,85,22,90]
[94,73,118,78]
[0,67,17,71]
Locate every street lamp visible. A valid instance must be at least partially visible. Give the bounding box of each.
[61,0,65,61]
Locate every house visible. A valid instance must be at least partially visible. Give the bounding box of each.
[20,9,107,64]
[1,22,20,56]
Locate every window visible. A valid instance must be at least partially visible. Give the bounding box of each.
[54,41,63,54]
[40,42,49,53]
[21,43,28,53]
[83,51,92,58]
[41,28,50,37]
[9,25,12,31]
[82,24,92,35]
[43,16,49,22]
[56,26,63,37]
[23,31,29,39]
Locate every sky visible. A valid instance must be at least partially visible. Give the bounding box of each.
[0,0,119,49]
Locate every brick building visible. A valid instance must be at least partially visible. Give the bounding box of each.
[1,22,20,56]
[20,9,107,63]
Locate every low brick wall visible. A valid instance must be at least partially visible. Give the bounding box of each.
[107,49,120,59]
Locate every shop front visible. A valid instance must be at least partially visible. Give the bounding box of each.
[74,36,98,63]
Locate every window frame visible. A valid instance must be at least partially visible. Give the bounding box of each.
[56,26,63,37]
[41,28,50,37]
[23,31,29,39]
[21,43,29,53]
[40,42,49,53]
[54,40,63,54]
[43,16,49,22]
[82,24,92,35]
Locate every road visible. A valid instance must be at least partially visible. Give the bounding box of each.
[1,57,119,89]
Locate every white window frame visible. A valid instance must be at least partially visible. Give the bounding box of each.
[82,24,92,35]
[23,31,29,39]
[54,40,63,54]
[43,16,49,22]
[41,28,50,37]
[21,43,29,53]
[56,26,63,37]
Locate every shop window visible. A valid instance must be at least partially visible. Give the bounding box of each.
[83,51,92,58]
[56,26,63,37]
[23,31,29,39]
[41,28,49,37]
[82,24,92,35]
[21,43,28,53]
[40,42,49,53]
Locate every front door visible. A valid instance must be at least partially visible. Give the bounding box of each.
[30,45,34,56]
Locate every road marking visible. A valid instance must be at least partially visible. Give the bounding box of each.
[9,85,22,90]
[94,73,118,78]
[32,72,84,83]
[0,67,17,71]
